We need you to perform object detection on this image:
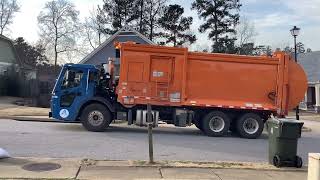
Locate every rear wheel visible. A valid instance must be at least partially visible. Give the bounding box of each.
[202,111,230,137]
[236,113,264,139]
[81,103,112,132]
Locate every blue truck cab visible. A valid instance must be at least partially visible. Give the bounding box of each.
[50,64,99,121]
[50,62,118,131]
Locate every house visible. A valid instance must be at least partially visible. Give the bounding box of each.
[0,34,20,74]
[79,25,155,65]
[298,51,320,112]
[0,34,36,78]
[0,34,36,97]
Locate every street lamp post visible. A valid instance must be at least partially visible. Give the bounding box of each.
[290,26,301,120]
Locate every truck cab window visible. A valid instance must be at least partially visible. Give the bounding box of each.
[61,70,83,89]
[89,71,97,82]
[115,49,120,58]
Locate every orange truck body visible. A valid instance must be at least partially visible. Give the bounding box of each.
[116,43,307,116]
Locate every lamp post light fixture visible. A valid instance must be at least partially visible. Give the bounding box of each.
[290,26,301,120]
[290,26,300,62]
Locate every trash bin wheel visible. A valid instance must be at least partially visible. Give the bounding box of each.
[295,156,303,168]
[273,155,282,168]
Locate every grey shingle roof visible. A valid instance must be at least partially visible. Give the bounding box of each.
[298,51,320,83]
[79,25,155,64]
[0,34,11,41]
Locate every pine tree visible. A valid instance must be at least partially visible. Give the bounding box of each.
[135,0,148,34]
[14,37,48,67]
[97,0,138,34]
[143,0,167,41]
[191,0,241,53]
[158,4,196,47]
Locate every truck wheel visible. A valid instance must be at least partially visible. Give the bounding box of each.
[236,113,264,139]
[202,111,230,137]
[81,103,112,132]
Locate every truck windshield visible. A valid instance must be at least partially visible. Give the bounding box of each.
[61,69,84,89]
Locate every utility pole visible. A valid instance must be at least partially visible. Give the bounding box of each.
[147,104,154,164]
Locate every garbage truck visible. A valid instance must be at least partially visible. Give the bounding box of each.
[49,43,307,138]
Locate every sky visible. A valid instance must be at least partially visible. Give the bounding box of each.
[8,0,320,51]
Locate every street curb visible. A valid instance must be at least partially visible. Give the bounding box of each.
[0,157,308,180]
[0,116,63,123]
[0,116,127,124]
[13,116,56,122]
[81,159,308,172]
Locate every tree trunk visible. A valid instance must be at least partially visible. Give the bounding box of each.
[173,32,176,47]
[54,26,58,73]
[149,19,153,41]
[98,32,101,45]
[139,0,144,33]
[213,0,218,51]
[54,43,58,73]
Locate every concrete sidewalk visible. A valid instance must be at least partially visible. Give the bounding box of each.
[0,157,308,180]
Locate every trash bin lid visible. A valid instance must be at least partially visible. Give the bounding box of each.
[268,118,304,125]
[278,118,304,124]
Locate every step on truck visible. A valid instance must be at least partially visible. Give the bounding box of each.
[49,43,307,138]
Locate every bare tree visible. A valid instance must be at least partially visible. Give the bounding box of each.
[83,8,107,50]
[37,0,79,68]
[236,17,257,54]
[0,0,19,35]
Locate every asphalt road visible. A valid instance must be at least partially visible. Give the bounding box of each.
[0,119,320,163]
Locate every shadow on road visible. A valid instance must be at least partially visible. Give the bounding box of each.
[53,122,269,139]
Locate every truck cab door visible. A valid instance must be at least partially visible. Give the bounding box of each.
[52,67,90,121]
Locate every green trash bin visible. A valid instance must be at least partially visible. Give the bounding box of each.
[267,118,304,168]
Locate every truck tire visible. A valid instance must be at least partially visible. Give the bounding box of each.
[80,103,112,132]
[236,113,264,139]
[202,111,230,137]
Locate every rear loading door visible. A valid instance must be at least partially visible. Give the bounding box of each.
[150,56,173,100]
